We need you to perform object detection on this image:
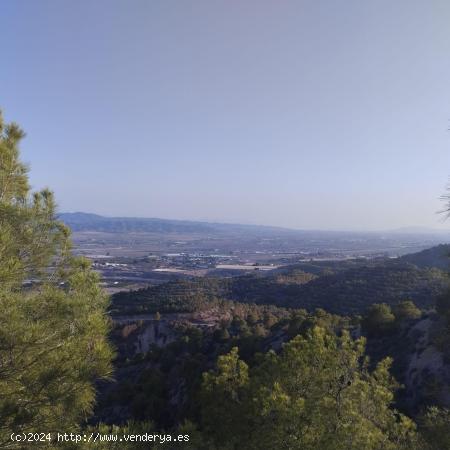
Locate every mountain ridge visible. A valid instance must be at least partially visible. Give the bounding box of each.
[59,212,450,237]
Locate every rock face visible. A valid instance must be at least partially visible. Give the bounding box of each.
[112,309,224,357]
[112,317,179,357]
[404,316,450,409]
[109,309,450,420]
[133,320,176,353]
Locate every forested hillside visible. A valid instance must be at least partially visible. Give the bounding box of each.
[111,260,448,316]
[285,262,448,313]
[97,294,450,449]
[399,244,450,270]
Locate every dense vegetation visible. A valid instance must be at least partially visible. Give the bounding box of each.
[96,308,352,429]
[287,262,447,314]
[111,261,448,316]
[95,299,450,449]
[199,329,417,450]
[104,253,450,449]
[110,271,315,315]
[398,244,450,270]
[0,113,112,447]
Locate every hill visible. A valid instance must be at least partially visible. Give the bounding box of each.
[398,244,450,270]
[287,262,448,314]
[111,260,448,316]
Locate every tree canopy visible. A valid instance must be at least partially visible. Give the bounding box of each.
[200,327,418,450]
[0,112,112,446]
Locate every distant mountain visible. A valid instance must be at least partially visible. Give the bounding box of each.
[388,226,450,235]
[59,213,450,260]
[58,212,289,235]
[59,212,450,237]
[59,212,213,233]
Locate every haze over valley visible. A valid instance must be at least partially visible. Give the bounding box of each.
[3,1,450,448]
[59,212,450,292]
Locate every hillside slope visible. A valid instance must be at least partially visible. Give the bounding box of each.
[398,244,450,271]
[111,261,448,316]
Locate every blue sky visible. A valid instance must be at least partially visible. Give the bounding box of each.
[1,0,450,230]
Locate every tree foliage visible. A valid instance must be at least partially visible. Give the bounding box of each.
[394,300,422,323]
[0,112,113,446]
[200,327,418,450]
[111,263,448,317]
[362,303,396,336]
[418,407,450,450]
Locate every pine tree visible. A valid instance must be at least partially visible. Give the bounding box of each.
[0,111,113,446]
[200,327,419,450]
[419,407,450,449]
[394,300,422,322]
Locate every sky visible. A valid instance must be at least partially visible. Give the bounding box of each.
[1,0,450,231]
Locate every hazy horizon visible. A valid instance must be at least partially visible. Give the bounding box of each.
[2,1,450,231]
[60,210,450,234]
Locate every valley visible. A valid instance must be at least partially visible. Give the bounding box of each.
[63,213,450,295]
[61,213,450,446]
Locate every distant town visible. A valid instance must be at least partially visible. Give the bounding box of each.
[62,213,450,293]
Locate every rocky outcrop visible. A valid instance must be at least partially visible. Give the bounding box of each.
[404,315,450,409]
[112,309,227,357]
